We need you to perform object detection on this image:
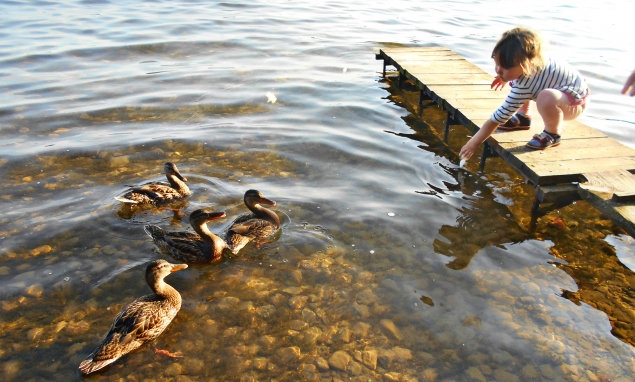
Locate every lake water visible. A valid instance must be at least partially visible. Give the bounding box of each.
[1,0,635,381]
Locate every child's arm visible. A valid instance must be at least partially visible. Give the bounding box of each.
[459,119,499,160]
[622,69,635,96]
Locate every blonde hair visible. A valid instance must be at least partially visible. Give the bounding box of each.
[492,27,545,77]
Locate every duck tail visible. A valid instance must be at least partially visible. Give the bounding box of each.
[114,196,138,204]
[143,225,166,241]
[78,357,117,374]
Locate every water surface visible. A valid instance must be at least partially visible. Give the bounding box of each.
[1,0,635,381]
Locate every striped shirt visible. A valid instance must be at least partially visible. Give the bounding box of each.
[492,57,589,124]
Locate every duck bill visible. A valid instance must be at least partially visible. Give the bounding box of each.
[174,171,187,182]
[170,264,188,272]
[205,211,226,220]
[259,197,276,206]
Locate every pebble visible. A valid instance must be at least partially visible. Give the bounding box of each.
[328,350,350,371]
[315,357,329,371]
[362,349,377,370]
[289,295,308,310]
[276,346,301,363]
[379,319,403,340]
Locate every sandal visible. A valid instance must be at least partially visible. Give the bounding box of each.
[498,114,531,131]
[527,131,561,150]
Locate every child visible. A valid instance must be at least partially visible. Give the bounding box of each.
[459,27,589,159]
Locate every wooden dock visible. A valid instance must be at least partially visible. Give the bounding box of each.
[376,46,635,237]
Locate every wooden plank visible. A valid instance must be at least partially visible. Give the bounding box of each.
[392,62,485,74]
[382,47,452,54]
[581,170,635,202]
[526,158,635,178]
[431,87,507,100]
[406,73,493,85]
[501,138,635,162]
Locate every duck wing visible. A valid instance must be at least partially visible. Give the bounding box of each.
[229,218,277,239]
[79,295,177,374]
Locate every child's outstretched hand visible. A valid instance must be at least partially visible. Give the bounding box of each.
[491,76,508,91]
[459,141,478,161]
[622,70,635,96]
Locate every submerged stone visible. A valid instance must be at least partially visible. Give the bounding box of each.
[328,350,350,371]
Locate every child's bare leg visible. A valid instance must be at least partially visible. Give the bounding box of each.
[536,89,585,135]
[518,100,532,116]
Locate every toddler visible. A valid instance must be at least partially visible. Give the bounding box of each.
[460,27,589,159]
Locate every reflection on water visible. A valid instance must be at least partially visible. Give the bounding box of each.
[1,0,635,380]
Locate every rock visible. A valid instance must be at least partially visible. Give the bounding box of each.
[521,364,540,380]
[585,370,599,382]
[102,245,117,255]
[356,289,378,305]
[354,303,371,318]
[466,366,486,382]
[283,286,303,295]
[328,350,350,371]
[289,295,308,310]
[362,349,377,370]
[378,349,395,368]
[351,322,371,337]
[422,368,437,381]
[315,357,329,371]
[302,308,317,324]
[381,278,400,292]
[301,363,319,381]
[540,363,556,379]
[276,347,301,363]
[392,346,412,362]
[30,245,52,256]
[27,328,43,341]
[493,369,519,382]
[25,284,43,298]
[217,296,240,310]
[183,358,204,374]
[258,335,276,350]
[380,319,402,340]
[256,304,276,318]
[289,320,308,331]
[165,363,184,376]
[253,357,268,371]
[384,372,401,381]
[348,361,362,376]
[303,327,322,345]
[291,270,303,283]
[335,327,352,343]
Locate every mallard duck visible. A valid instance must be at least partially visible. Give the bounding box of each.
[225,189,280,254]
[78,259,188,374]
[115,162,191,205]
[144,209,228,264]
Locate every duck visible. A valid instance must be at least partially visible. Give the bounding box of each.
[115,162,191,205]
[144,209,228,264]
[225,189,280,254]
[79,259,188,374]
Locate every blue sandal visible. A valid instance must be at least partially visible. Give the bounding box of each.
[527,131,560,150]
[498,114,531,131]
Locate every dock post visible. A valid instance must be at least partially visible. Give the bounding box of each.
[383,59,386,78]
[529,196,541,231]
[479,142,496,172]
[443,111,456,142]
